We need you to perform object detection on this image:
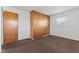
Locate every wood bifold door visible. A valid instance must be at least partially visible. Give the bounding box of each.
[3,11,18,44]
[31,11,50,39]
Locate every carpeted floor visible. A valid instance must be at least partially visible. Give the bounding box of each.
[2,35,79,53]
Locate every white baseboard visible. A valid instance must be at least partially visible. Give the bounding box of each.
[51,34,79,41]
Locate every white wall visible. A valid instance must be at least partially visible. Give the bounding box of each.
[19,10,30,40]
[50,8,79,41]
[0,6,1,52]
[2,7,30,44]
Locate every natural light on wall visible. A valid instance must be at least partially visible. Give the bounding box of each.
[56,16,66,26]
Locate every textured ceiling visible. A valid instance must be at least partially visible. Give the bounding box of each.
[12,6,79,15]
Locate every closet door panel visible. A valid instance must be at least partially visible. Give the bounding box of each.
[3,11,18,44]
[32,12,43,38]
[31,11,50,39]
[43,15,50,35]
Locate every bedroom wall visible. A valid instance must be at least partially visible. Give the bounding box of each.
[0,6,1,52]
[1,6,30,44]
[50,8,79,41]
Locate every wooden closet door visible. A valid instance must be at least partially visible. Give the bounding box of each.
[31,11,44,39]
[31,11,50,39]
[43,15,50,35]
[3,11,18,44]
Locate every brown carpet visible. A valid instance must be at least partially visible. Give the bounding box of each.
[2,35,79,53]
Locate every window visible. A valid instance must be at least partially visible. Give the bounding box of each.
[56,16,66,27]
